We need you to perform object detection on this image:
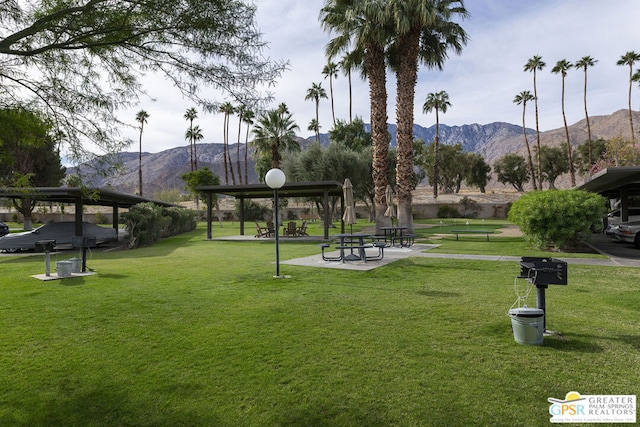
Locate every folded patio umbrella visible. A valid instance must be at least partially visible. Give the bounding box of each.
[384,184,396,225]
[342,178,357,233]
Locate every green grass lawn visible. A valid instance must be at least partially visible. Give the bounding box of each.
[0,222,638,426]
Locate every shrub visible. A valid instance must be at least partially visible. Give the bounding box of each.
[437,204,460,218]
[459,196,480,218]
[120,203,197,249]
[508,190,607,250]
[236,200,269,221]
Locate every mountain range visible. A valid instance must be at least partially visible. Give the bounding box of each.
[74,109,639,196]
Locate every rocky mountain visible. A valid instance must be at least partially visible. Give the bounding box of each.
[73,109,638,195]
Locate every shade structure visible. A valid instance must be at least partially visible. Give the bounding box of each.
[384,184,396,225]
[342,178,357,232]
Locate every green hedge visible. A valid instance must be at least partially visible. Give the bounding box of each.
[120,203,197,249]
[508,189,606,250]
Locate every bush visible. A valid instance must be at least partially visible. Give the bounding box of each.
[236,200,269,221]
[508,190,607,250]
[459,196,480,218]
[120,203,197,249]
[437,204,460,218]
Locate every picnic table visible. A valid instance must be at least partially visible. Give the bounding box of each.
[378,226,416,247]
[318,233,385,263]
[450,229,495,241]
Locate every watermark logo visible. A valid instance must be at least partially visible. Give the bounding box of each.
[548,391,636,423]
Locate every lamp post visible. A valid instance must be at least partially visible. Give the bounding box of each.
[265,168,286,278]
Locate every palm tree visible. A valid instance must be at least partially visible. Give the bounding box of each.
[322,61,339,126]
[219,102,235,184]
[551,59,576,186]
[388,0,468,230]
[575,56,598,165]
[135,110,149,196]
[617,51,640,145]
[185,125,204,159]
[308,118,320,143]
[184,107,197,171]
[242,109,255,185]
[524,55,546,184]
[321,0,391,232]
[235,105,247,185]
[251,105,300,171]
[339,57,355,124]
[423,90,451,199]
[305,82,327,139]
[513,91,537,190]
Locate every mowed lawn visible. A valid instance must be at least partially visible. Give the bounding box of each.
[0,222,638,426]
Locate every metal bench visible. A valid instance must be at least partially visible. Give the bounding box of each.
[450,229,495,241]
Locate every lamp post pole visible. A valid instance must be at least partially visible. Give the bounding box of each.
[265,168,286,278]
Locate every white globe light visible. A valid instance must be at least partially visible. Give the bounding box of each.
[265,168,286,189]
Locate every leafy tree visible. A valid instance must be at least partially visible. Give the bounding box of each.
[0,1,284,171]
[423,90,452,198]
[551,59,576,186]
[575,138,607,174]
[328,117,372,151]
[321,0,391,232]
[513,90,537,190]
[415,141,465,194]
[494,153,529,192]
[305,82,328,144]
[536,145,569,189]
[135,110,149,196]
[0,106,66,229]
[389,0,468,231]
[508,190,607,250]
[251,104,300,177]
[181,167,219,217]
[322,61,339,126]
[604,136,640,168]
[617,51,640,145]
[464,153,492,193]
[524,55,546,183]
[575,56,598,164]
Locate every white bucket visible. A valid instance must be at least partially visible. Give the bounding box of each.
[68,258,82,273]
[56,261,73,278]
[509,307,544,345]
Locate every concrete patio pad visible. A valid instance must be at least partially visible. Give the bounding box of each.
[281,243,439,271]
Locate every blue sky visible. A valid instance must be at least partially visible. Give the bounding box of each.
[122,0,640,153]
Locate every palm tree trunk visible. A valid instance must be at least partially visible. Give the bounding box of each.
[522,106,537,190]
[138,124,143,196]
[583,70,593,165]
[628,65,636,146]
[244,124,250,185]
[348,70,353,124]
[329,75,336,126]
[434,115,440,199]
[366,42,390,234]
[561,75,575,186]
[394,30,420,233]
[237,116,243,184]
[223,114,229,184]
[533,70,542,186]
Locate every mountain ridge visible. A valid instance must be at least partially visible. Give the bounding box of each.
[73,109,638,195]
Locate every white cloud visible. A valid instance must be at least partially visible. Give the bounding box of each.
[121,0,640,153]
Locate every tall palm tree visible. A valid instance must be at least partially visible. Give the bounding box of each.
[575,56,598,165]
[184,107,197,171]
[617,51,640,146]
[235,105,247,185]
[321,0,391,232]
[308,118,320,143]
[305,82,327,138]
[219,102,235,184]
[423,90,451,199]
[242,109,255,185]
[513,91,537,190]
[322,61,339,126]
[339,57,355,124]
[552,59,575,186]
[524,55,546,184]
[135,110,149,196]
[388,0,468,230]
[185,125,203,161]
[251,105,300,171]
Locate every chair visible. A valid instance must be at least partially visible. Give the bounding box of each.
[284,221,298,237]
[267,222,275,236]
[255,222,270,238]
[296,221,309,236]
